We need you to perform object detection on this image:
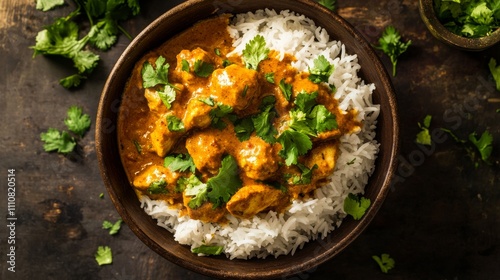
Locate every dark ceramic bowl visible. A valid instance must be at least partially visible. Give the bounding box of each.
[419,0,500,51]
[96,0,399,279]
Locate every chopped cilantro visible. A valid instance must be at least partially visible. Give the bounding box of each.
[133,140,142,154]
[488,58,500,91]
[289,91,337,137]
[277,130,313,166]
[242,35,269,70]
[308,55,334,84]
[347,158,356,165]
[209,103,234,129]
[191,245,224,256]
[222,59,233,68]
[289,164,318,184]
[102,219,122,235]
[343,193,371,220]
[99,193,104,199]
[181,59,190,72]
[166,115,185,132]
[416,115,432,145]
[64,105,91,137]
[193,60,215,77]
[142,56,171,88]
[469,130,493,163]
[372,253,395,273]
[279,79,293,101]
[40,128,76,154]
[309,105,338,133]
[252,97,278,143]
[59,74,86,88]
[316,0,336,11]
[147,179,168,195]
[164,153,196,173]
[265,72,275,83]
[95,246,112,266]
[36,0,64,11]
[233,117,254,141]
[374,26,411,76]
[214,48,221,56]
[158,86,176,109]
[184,176,209,209]
[206,155,243,208]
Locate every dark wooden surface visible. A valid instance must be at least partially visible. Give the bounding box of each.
[1,0,499,279]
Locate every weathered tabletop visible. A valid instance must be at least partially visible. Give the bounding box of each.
[1,0,499,279]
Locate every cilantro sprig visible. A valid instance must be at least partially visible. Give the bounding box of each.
[242,35,270,70]
[374,26,411,77]
[488,57,500,91]
[316,0,336,11]
[416,115,432,145]
[95,246,112,266]
[191,245,224,256]
[441,128,494,167]
[343,193,371,220]
[308,55,334,84]
[102,219,123,235]
[372,253,395,273]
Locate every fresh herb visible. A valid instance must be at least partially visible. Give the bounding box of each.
[277,130,313,166]
[95,246,112,266]
[64,105,91,137]
[469,130,493,163]
[316,0,336,11]
[488,57,500,91]
[102,219,123,235]
[206,155,243,208]
[233,117,254,141]
[308,55,334,84]
[279,79,293,101]
[157,86,176,109]
[99,192,104,199]
[434,0,500,38]
[176,174,202,193]
[265,72,275,83]
[209,103,234,129]
[374,26,411,76]
[193,60,215,77]
[372,253,395,273]
[222,59,233,68]
[343,193,371,220]
[242,35,269,70]
[142,56,171,88]
[347,158,356,165]
[164,153,196,173]
[214,48,221,56]
[289,91,338,136]
[198,96,215,107]
[184,176,209,209]
[288,164,318,184]
[147,179,168,195]
[416,115,432,145]
[36,0,64,11]
[191,245,224,256]
[133,140,142,154]
[166,115,185,132]
[252,97,278,143]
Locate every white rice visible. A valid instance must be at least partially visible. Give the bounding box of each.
[139,9,380,259]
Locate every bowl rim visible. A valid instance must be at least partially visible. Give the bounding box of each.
[95,0,400,278]
[418,0,500,51]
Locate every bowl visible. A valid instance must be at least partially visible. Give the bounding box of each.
[95,0,399,278]
[419,0,500,51]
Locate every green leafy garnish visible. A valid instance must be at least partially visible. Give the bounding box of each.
[372,254,395,273]
[142,56,170,88]
[102,219,123,235]
[181,59,190,72]
[288,164,318,184]
[416,115,432,145]
[166,115,185,132]
[184,175,209,209]
[265,72,275,83]
[95,246,112,266]
[147,179,168,195]
[316,0,336,11]
[133,140,142,154]
[209,103,234,129]
[64,105,91,137]
[40,128,76,154]
[308,55,334,84]
[36,0,64,11]
[469,130,493,163]
[279,79,293,101]
[193,60,215,77]
[242,35,269,70]
[343,193,371,220]
[99,193,104,199]
[252,97,278,143]
[191,245,224,256]
[488,57,500,91]
[374,26,411,76]
[164,153,196,173]
[206,155,243,208]
[233,117,254,141]
[157,86,177,109]
[277,130,313,166]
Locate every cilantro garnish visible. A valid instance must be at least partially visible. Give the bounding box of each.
[191,245,224,256]
[279,79,293,101]
[36,0,64,11]
[265,72,275,83]
[206,155,243,208]
[343,193,371,220]
[372,253,395,273]
[157,86,176,109]
[469,130,493,163]
[64,105,91,137]
[233,117,254,142]
[193,60,215,77]
[316,0,336,11]
[164,153,196,173]
[184,175,209,209]
[166,115,185,132]
[142,56,171,88]
[308,55,334,84]
[147,179,168,195]
[288,164,318,184]
[95,246,112,266]
[181,59,190,72]
[209,103,234,129]
[416,115,432,145]
[252,97,278,143]
[374,26,411,76]
[277,130,313,166]
[102,219,122,235]
[133,140,142,154]
[488,57,500,91]
[242,35,270,70]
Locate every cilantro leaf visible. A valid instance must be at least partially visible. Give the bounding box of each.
[166,115,185,132]
[416,115,432,146]
[265,72,275,83]
[102,219,123,235]
[157,86,177,109]
[147,179,168,195]
[184,176,209,209]
[164,153,196,173]
[95,246,112,266]
[59,74,86,89]
[191,245,224,256]
[242,35,269,70]
[374,26,411,76]
[279,79,293,101]
[488,57,500,91]
[252,102,278,144]
[193,60,215,77]
[289,164,318,184]
[469,130,493,163]
[372,254,395,273]
[309,105,337,133]
[209,103,233,129]
[206,155,243,207]
[308,55,334,84]
[40,128,76,154]
[277,130,313,166]
[36,0,64,12]
[64,106,91,137]
[142,56,170,88]
[316,0,336,11]
[343,193,371,220]
[181,59,190,72]
[233,117,254,142]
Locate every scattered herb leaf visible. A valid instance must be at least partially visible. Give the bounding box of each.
[242,35,269,70]
[344,193,371,220]
[316,0,336,11]
[488,57,500,91]
[206,155,243,207]
[372,253,395,273]
[308,55,334,84]
[193,60,215,77]
[64,105,91,137]
[147,179,168,195]
[279,79,293,101]
[191,245,224,256]
[416,115,432,145]
[102,219,123,235]
[374,26,411,76]
[164,153,196,173]
[166,115,185,132]
[95,246,112,266]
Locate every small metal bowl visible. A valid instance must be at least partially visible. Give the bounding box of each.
[419,0,500,51]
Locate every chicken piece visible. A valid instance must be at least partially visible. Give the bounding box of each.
[132,165,178,191]
[175,48,217,85]
[182,194,227,223]
[235,136,279,181]
[304,141,338,181]
[144,84,185,115]
[149,116,181,157]
[208,64,261,113]
[226,183,289,219]
[185,129,225,174]
[182,97,212,130]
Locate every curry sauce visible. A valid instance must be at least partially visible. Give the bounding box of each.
[118,15,360,223]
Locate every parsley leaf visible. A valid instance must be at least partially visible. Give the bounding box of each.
[164,153,196,173]
[372,254,395,273]
[36,0,64,12]
[242,35,269,70]
[488,57,500,91]
[206,155,243,208]
[181,59,190,72]
[279,79,293,101]
[192,245,224,256]
[40,128,76,154]
[166,115,185,132]
[277,130,313,166]
[308,55,334,84]
[416,115,432,145]
[142,56,170,88]
[147,179,168,195]
[469,130,493,163]
[343,193,371,220]
[64,105,91,137]
[193,60,215,77]
[374,26,411,76]
[102,219,123,235]
[95,246,112,266]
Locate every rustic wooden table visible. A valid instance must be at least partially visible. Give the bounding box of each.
[1,0,499,279]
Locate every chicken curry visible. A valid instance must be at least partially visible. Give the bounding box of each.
[118,15,360,223]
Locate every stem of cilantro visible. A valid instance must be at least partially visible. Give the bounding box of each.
[118,25,133,40]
